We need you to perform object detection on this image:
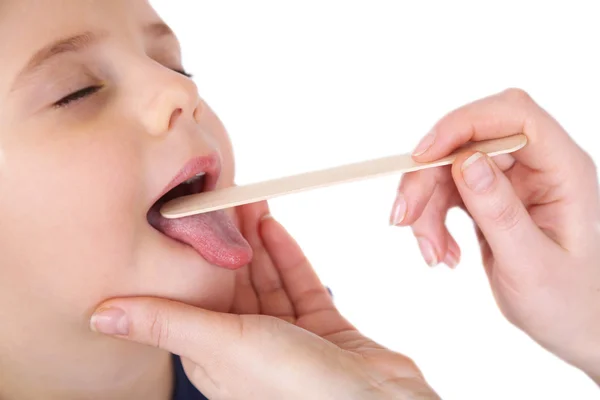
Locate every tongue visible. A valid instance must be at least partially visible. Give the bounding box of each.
[154,210,252,269]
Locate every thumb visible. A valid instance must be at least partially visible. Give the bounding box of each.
[452,152,551,268]
[90,297,243,357]
[89,297,276,396]
[90,297,340,398]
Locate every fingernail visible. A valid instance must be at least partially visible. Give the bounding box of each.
[412,129,437,156]
[389,194,407,226]
[261,213,273,221]
[325,286,333,298]
[417,237,439,267]
[90,307,129,336]
[444,251,459,269]
[462,152,495,193]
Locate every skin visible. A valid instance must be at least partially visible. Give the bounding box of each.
[401,89,600,381]
[94,201,441,400]
[1,0,597,397]
[93,89,600,398]
[0,1,241,398]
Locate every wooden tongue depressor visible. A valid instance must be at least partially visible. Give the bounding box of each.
[161,134,527,219]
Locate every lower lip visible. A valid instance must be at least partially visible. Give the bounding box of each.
[146,154,251,269]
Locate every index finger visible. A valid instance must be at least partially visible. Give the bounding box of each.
[413,88,583,172]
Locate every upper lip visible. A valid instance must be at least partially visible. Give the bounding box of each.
[150,153,221,209]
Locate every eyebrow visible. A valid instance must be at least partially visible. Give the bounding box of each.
[20,31,106,78]
[12,22,176,90]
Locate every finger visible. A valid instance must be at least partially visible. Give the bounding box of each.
[232,265,259,314]
[411,202,462,269]
[393,155,514,228]
[452,151,555,276]
[404,155,509,269]
[90,297,243,365]
[443,230,461,269]
[410,186,450,267]
[89,297,312,399]
[260,216,337,318]
[405,173,461,267]
[391,166,452,226]
[238,202,295,320]
[474,224,494,278]
[231,206,260,314]
[412,88,582,175]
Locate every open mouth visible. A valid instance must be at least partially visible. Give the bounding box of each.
[146,155,252,270]
[147,171,207,228]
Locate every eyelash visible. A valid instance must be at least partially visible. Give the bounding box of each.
[54,85,103,108]
[175,69,193,79]
[53,69,193,108]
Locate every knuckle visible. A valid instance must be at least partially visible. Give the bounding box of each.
[583,151,597,176]
[237,315,283,348]
[256,314,282,332]
[148,307,170,349]
[391,354,425,379]
[236,314,276,340]
[401,356,420,373]
[571,148,597,183]
[502,87,534,106]
[487,197,523,231]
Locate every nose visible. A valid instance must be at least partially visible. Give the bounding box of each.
[141,68,204,137]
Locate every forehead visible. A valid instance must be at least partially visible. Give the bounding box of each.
[0,0,164,81]
[0,0,161,38]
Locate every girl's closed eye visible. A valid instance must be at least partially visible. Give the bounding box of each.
[54,85,103,108]
[174,69,193,79]
[52,68,192,109]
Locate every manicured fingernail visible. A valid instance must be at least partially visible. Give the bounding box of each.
[417,237,438,267]
[412,129,437,156]
[325,286,333,298]
[461,152,495,193]
[389,194,407,226]
[444,251,459,269]
[90,307,129,336]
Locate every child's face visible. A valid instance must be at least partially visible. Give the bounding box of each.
[0,0,249,368]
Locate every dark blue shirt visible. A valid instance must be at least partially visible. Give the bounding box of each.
[172,354,208,400]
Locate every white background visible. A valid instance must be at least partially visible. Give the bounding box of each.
[152,1,600,399]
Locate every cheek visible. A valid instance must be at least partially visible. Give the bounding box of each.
[0,134,141,313]
[0,106,240,328]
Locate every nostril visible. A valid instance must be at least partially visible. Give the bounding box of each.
[168,108,183,130]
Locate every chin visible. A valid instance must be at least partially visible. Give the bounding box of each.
[174,274,235,313]
[131,228,237,312]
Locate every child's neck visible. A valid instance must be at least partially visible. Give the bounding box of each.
[0,342,174,400]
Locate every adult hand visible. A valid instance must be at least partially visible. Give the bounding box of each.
[391,88,600,382]
[90,202,439,400]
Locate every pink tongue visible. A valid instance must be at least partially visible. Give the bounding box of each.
[155,210,252,269]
